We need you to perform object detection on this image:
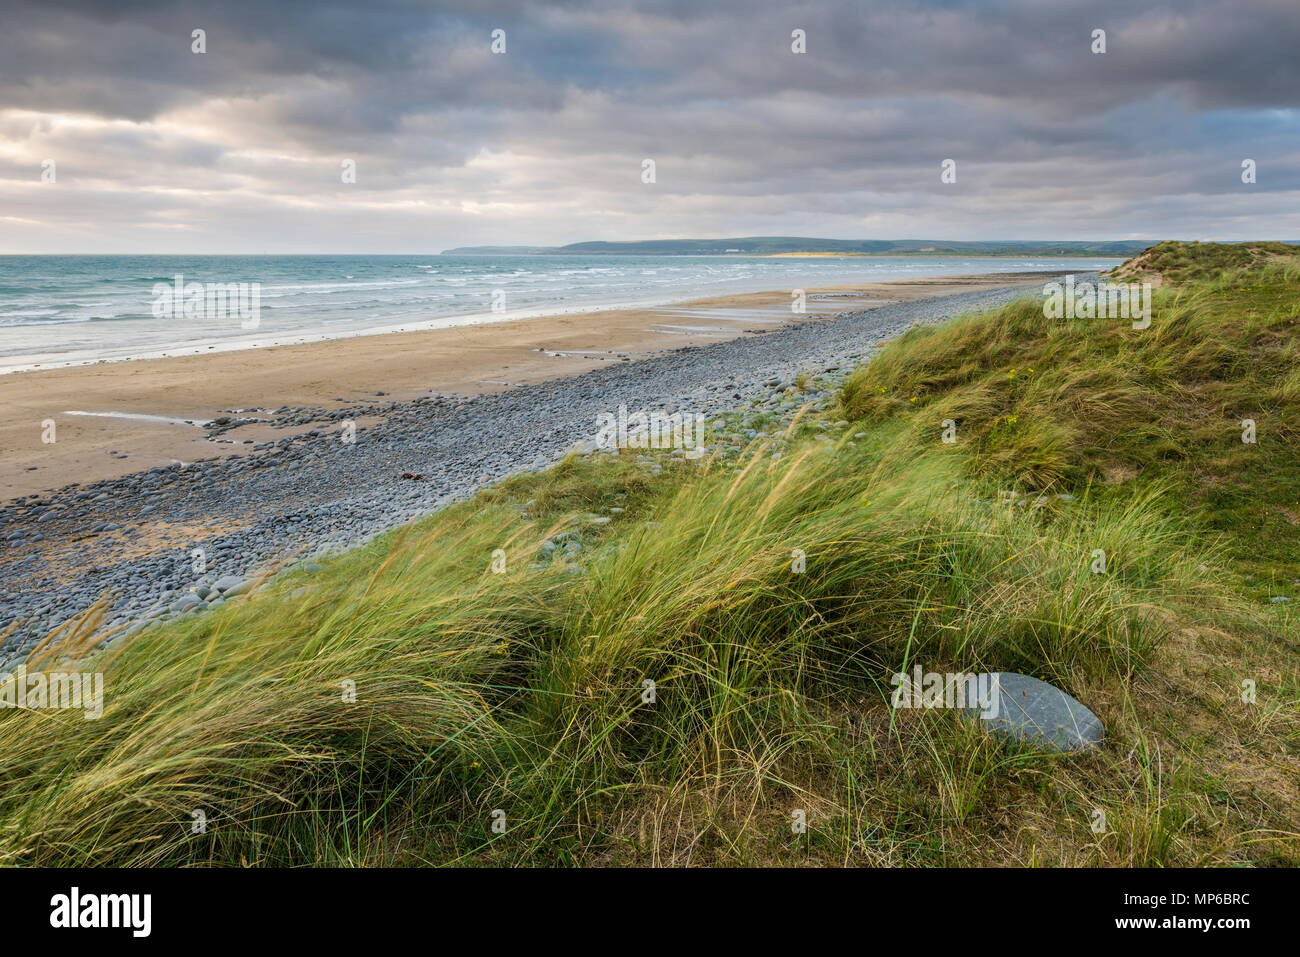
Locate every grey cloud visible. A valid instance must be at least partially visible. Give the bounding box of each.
[0,0,1296,252]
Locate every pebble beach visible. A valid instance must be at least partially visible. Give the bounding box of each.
[0,272,1091,661]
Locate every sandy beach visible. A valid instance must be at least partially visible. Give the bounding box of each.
[0,272,1082,653]
[0,272,1053,500]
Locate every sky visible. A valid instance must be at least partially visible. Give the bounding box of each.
[0,0,1297,253]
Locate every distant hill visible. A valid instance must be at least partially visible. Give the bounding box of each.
[441,237,1155,257]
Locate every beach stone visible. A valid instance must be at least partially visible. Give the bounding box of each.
[212,574,243,593]
[967,672,1104,752]
[539,532,582,561]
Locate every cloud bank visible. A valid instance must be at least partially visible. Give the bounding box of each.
[0,0,1296,252]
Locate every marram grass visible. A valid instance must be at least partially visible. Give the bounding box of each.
[1,244,1296,866]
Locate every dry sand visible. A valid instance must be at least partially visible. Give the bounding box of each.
[0,273,1052,499]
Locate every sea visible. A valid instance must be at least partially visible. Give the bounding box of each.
[0,254,1122,373]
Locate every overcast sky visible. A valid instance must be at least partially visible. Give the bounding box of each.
[1,0,1297,253]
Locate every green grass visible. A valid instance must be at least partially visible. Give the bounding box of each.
[1,242,1297,867]
[1111,240,1299,283]
[840,252,1300,583]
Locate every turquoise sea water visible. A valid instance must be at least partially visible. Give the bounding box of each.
[0,254,1122,372]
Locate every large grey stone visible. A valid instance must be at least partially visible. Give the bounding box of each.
[967,672,1104,752]
[221,579,253,597]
